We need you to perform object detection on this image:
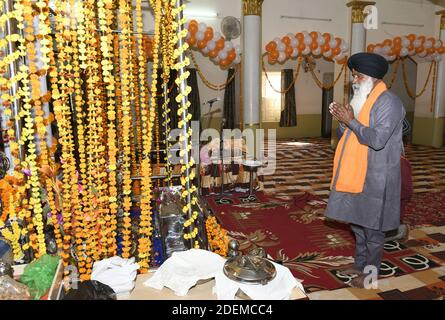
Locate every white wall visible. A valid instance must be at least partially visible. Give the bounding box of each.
[262,57,335,115]
[140,0,444,123]
[383,58,417,113]
[367,0,441,117]
[262,0,348,114]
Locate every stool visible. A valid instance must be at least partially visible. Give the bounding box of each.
[242,160,262,196]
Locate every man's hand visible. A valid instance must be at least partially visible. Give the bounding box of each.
[329,102,355,125]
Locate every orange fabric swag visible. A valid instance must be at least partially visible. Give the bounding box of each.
[330,82,387,193]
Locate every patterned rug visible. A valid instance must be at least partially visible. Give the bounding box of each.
[402,192,445,228]
[308,225,445,300]
[263,138,445,201]
[205,191,445,293]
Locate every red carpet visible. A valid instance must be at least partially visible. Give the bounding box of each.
[402,191,445,227]
[205,192,443,292]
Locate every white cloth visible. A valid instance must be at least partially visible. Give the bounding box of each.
[91,256,140,295]
[144,249,226,296]
[213,260,304,300]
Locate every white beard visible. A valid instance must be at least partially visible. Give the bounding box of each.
[350,77,374,118]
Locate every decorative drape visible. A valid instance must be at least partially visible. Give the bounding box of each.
[158,68,200,130]
[186,68,201,126]
[223,68,236,129]
[279,69,297,127]
[165,68,179,129]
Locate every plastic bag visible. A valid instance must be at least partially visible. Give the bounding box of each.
[91,256,139,295]
[63,280,116,300]
[19,254,60,300]
[0,275,31,300]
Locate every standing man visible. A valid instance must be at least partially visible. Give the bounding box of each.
[326,52,406,288]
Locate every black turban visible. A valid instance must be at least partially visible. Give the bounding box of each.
[347,52,389,79]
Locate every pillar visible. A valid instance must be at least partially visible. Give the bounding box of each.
[242,0,263,158]
[1,0,24,174]
[433,10,445,148]
[331,1,375,148]
[347,1,375,54]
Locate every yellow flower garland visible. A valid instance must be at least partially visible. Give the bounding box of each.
[52,0,77,267]
[171,1,199,248]
[19,0,46,257]
[0,196,23,261]
[33,0,64,252]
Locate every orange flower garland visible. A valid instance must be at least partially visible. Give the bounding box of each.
[205,216,229,257]
[68,0,89,280]
[0,179,14,221]
[113,34,123,153]
[97,0,118,258]
[118,0,135,259]
[130,36,142,176]
[51,0,80,269]
[83,0,103,271]
[136,0,159,272]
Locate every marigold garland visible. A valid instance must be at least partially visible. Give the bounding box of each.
[19,0,47,258]
[0,0,216,274]
[205,216,229,256]
[159,3,174,185]
[34,0,63,253]
[136,0,160,271]
[51,0,79,269]
[97,0,118,258]
[68,0,89,280]
[0,196,24,261]
[171,1,200,248]
[130,36,142,176]
[118,0,135,259]
[83,0,103,272]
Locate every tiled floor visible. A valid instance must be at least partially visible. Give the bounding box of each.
[263,138,445,201]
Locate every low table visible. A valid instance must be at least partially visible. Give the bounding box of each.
[119,272,307,300]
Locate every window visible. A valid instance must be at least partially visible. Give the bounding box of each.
[261,72,282,122]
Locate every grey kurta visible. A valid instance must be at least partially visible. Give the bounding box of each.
[325,90,406,232]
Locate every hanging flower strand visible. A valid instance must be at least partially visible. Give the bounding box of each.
[20,0,47,257]
[136,0,160,272]
[118,0,135,259]
[171,1,200,248]
[97,0,118,258]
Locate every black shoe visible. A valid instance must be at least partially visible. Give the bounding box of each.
[385,224,409,242]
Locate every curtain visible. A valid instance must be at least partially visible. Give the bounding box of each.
[161,68,200,129]
[187,68,201,126]
[279,69,297,127]
[165,70,179,129]
[223,68,236,129]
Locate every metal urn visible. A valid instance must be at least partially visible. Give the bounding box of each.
[223,240,276,285]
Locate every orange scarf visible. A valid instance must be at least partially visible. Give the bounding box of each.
[330,81,387,193]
